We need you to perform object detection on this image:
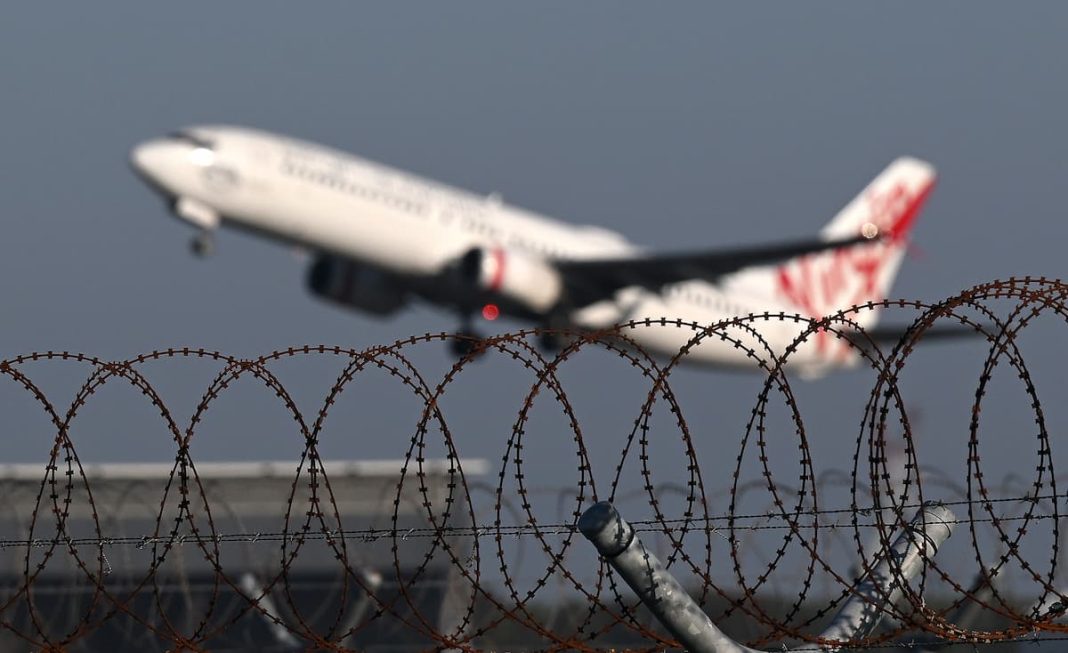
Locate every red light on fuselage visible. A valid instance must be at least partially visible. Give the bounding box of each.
[481,303,500,321]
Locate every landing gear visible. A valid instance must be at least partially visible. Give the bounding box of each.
[448,314,484,359]
[537,314,572,353]
[190,231,215,257]
[537,330,566,354]
[448,332,484,358]
[172,197,219,257]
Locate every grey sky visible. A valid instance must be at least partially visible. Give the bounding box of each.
[1,2,1067,604]
[1,3,1065,352]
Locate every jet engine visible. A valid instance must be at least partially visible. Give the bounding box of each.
[460,247,563,315]
[306,256,407,315]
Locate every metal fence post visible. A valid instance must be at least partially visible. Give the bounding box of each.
[818,502,955,647]
[579,501,955,653]
[578,501,761,653]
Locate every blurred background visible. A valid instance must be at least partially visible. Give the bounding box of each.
[0,0,1063,475]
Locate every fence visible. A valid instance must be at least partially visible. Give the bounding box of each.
[0,276,1066,651]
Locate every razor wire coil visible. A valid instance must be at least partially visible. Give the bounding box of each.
[0,276,1065,650]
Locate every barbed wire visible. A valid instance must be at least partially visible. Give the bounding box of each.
[0,276,1066,651]
[0,491,1065,551]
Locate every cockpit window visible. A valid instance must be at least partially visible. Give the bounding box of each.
[167,131,215,150]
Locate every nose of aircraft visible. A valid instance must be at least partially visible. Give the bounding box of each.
[129,139,174,182]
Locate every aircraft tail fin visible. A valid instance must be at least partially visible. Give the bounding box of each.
[731,157,937,330]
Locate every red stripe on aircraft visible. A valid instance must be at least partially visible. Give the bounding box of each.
[489,248,507,292]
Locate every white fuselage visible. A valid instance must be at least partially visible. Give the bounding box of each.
[130,125,892,374]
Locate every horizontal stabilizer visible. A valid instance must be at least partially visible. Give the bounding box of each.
[559,232,880,307]
[844,322,988,353]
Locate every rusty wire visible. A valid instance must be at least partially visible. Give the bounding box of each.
[0,276,1066,650]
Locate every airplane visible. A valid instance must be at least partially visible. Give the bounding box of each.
[130,125,938,376]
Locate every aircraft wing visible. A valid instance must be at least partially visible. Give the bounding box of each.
[556,233,877,306]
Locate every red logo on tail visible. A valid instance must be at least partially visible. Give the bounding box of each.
[776,179,933,354]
